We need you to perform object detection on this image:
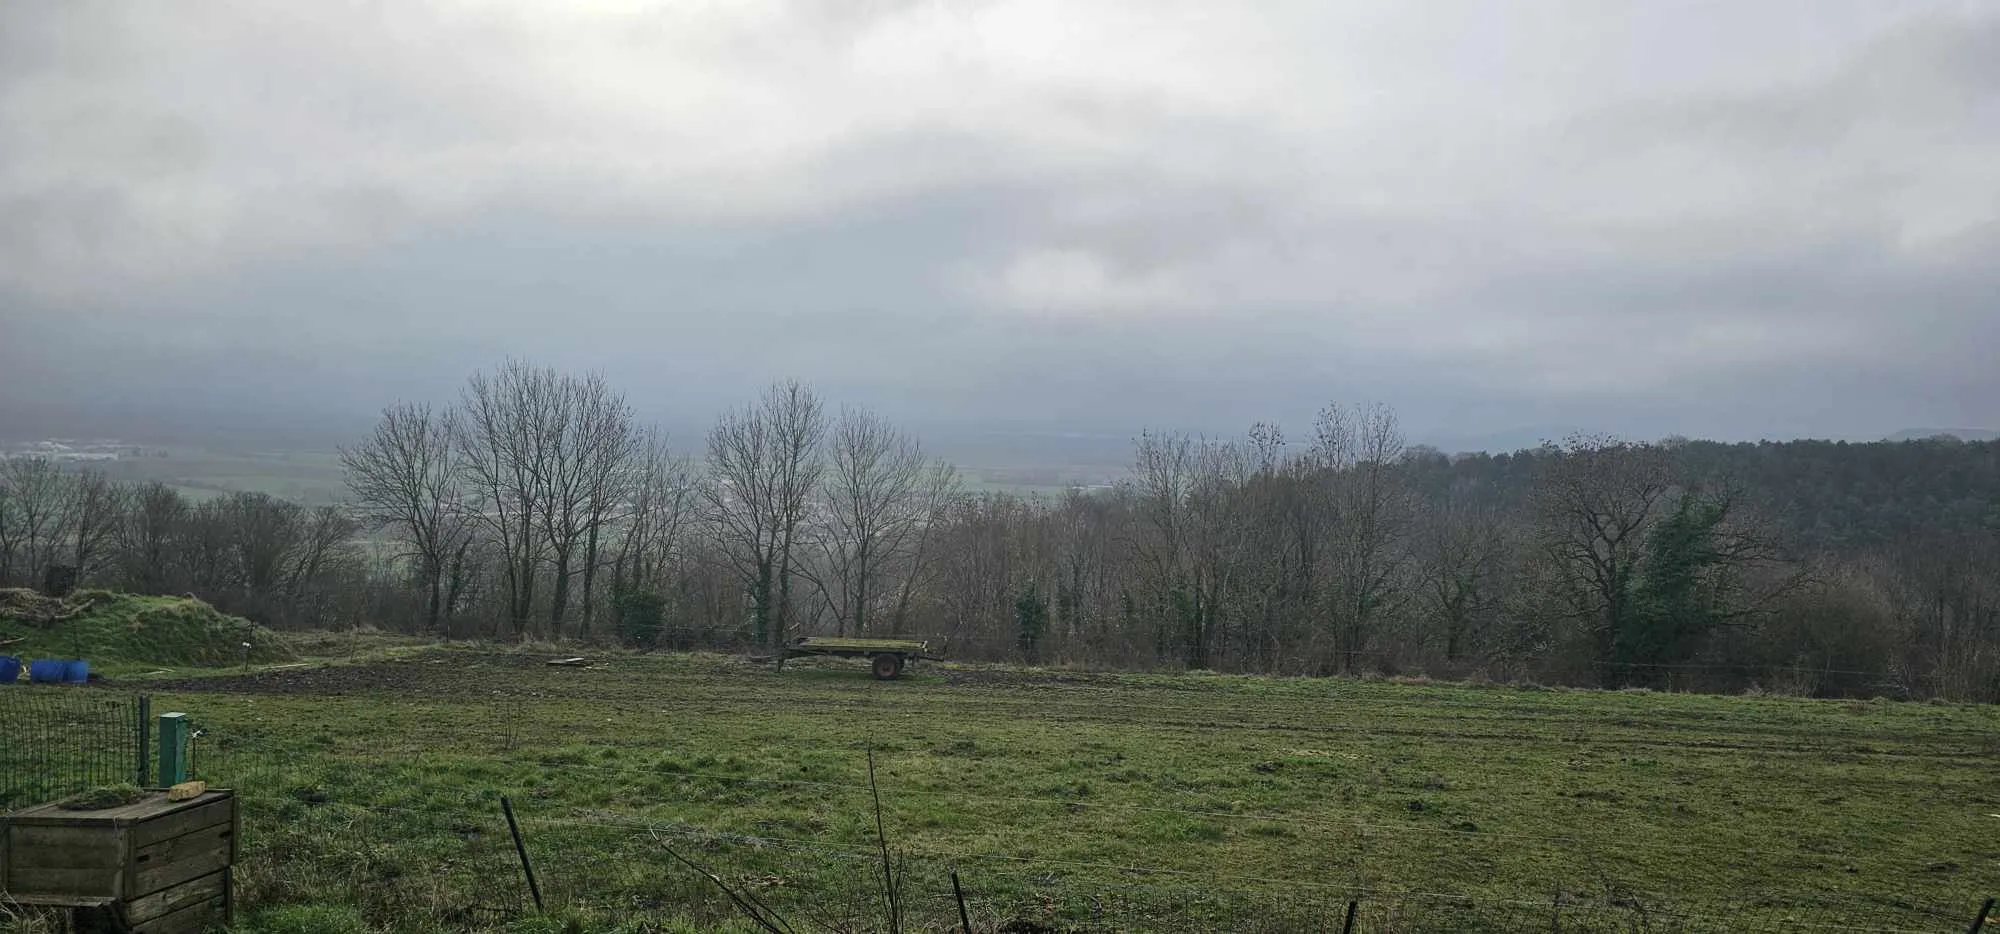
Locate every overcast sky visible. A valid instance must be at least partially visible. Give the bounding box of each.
[2,1,1996,449]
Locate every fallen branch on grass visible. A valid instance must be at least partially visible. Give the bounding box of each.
[0,589,98,628]
[649,828,798,934]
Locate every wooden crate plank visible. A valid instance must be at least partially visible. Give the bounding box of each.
[129,894,224,934]
[7,797,163,826]
[132,822,233,870]
[5,825,122,868]
[125,869,226,924]
[5,865,124,898]
[0,893,118,908]
[7,824,118,848]
[8,791,232,829]
[131,832,231,896]
[129,797,232,850]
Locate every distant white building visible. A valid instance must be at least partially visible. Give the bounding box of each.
[0,439,124,462]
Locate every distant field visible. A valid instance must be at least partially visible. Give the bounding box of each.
[122,647,2000,933]
[61,444,1110,502]
[85,447,351,504]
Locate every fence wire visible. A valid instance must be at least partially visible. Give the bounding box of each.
[0,688,145,812]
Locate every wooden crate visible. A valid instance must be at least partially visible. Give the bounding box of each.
[1,790,235,933]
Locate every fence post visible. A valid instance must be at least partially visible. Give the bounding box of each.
[501,796,544,912]
[1341,899,1358,934]
[1968,897,1994,934]
[158,712,189,785]
[136,696,152,787]
[950,869,972,933]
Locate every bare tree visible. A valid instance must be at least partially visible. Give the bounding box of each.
[885,459,962,636]
[613,431,699,601]
[1236,422,1324,672]
[458,361,561,638]
[2,457,76,585]
[570,380,640,637]
[810,407,931,636]
[283,505,359,622]
[67,471,125,583]
[1313,402,1411,673]
[218,491,305,607]
[117,482,188,593]
[0,471,17,585]
[1046,487,1111,653]
[1415,496,1509,664]
[528,373,638,635]
[1132,432,1248,668]
[932,492,1034,656]
[341,403,471,632]
[1532,434,1672,674]
[180,498,235,597]
[1132,431,1196,663]
[703,381,826,648]
[1187,439,1252,669]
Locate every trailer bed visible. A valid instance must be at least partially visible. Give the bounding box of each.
[779,636,940,679]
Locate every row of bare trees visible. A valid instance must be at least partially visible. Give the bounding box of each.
[340,362,654,640]
[335,366,960,648]
[907,426,1992,700]
[0,458,123,587]
[7,362,1995,701]
[0,457,357,624]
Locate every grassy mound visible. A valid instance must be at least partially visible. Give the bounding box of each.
[0,588,295,670]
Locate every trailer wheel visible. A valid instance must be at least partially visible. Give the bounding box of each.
[871,653,905,680]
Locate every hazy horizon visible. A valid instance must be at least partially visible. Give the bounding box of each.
[1,395,1992,463]
[5,3,1998,450]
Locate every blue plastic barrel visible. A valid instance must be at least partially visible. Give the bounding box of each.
[28,659,68,683]
[0,656,19,684]
[65,659,90,683]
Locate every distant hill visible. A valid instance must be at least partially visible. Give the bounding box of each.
[1883,427,2000,443]
[1421,426,1593,456]
[1401,438,2000,554]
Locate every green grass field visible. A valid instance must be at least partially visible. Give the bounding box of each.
[81,447,352,505]
[28,647,1999,933]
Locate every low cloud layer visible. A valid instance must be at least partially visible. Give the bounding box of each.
[3,1,1996,447]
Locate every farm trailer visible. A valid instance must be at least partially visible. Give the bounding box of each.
[775,637,942,680]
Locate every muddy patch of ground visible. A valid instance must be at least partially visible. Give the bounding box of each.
[146,652,553,696]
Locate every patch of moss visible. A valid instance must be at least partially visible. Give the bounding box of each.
[59,782,148,810]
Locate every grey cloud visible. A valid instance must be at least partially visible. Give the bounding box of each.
[2,1,1997,450]
[1569,19,2000,153]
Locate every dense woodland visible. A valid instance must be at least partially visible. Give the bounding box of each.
[2,362,1995,701]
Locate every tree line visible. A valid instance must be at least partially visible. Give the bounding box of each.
[2,362,1994,702]
[0,458,356,625]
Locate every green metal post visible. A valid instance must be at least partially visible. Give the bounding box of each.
[159,711,189,785]
[136,695,152,787]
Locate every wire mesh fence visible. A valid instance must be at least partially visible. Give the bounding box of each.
[0,688,147,812]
